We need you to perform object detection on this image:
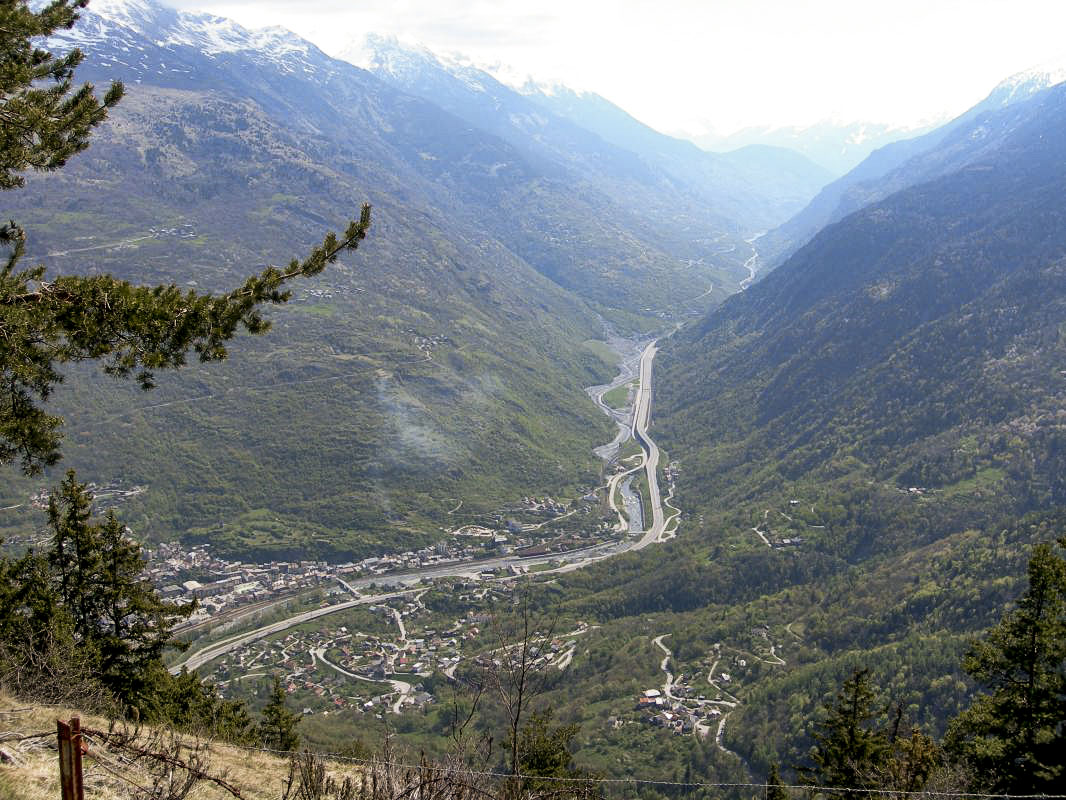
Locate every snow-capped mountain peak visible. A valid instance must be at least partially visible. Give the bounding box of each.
[160,15,310,59]
[344,34,438,81]
[49,0,318,73]
[339,34,502,97]
[83,0,157,27]
[984,54,1066,108]
[517,79,589,101]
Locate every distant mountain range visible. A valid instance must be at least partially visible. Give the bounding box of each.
[347,35,832,238]
[693,119,938,176]
[757,60,1066,268]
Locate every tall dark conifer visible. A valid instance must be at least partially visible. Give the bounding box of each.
[802,668,888,795]
[41,471,193,707]
[259,675,301,752]
[47,470,100,638]
[946,538,1066,792]
[96,508,193,703]
[765,763,789,800]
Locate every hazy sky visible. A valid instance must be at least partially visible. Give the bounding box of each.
[164,0,1066,137]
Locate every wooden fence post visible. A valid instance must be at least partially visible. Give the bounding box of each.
[56,717,85,800]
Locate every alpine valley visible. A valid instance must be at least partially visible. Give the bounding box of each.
[1,0,1064,796]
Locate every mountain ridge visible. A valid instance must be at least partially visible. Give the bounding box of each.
[756,59,1066,269]
[353,35,831,236]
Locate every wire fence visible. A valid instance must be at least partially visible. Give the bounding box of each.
[204,740,1066,799]
[32,718,1066,800]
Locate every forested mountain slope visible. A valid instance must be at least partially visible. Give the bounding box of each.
[528,81,1066,780]
[658,81,1066,525]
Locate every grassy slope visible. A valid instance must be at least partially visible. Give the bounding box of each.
[0,695,298,800]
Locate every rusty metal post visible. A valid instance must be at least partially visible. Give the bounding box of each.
[56,718,85,800]
[70,718,85,800]
[57,719,74,800]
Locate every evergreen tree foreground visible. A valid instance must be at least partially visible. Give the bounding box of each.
[946,536,1066,793]
[259,674,301,753]
[0,471,257,740]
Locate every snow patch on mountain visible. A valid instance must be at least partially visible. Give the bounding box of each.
[50,0,316,71]
[344,34,501,96]
[987,54,1066,107]
[162,16,310,59]
[340,34,587,103]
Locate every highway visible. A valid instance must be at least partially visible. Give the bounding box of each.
[629,340,668,549]
[173,337,676,674]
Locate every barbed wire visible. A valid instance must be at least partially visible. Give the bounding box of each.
[205,740,1066,798]
[85,749,156,798]
[19,720,1059,799]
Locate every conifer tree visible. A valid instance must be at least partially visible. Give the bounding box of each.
[44,470,194,706]
[802,668,888,796]
[517,708,579,779]
[0,0,123,189]
[946,538,1066,792]
[0,547,103,707]
[0,0,370,474]
[96,507,194,703]
[259,674,301,752]
[0,546,67,652]
[47,470,101,637]
[1,470,258,727]
[162,667,257,744]
[765,763,789,800]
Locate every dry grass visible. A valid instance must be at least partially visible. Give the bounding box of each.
[0,695,362,800]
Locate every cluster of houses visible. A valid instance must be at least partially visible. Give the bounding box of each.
[635,688,723,737]
[147,542,339,621]
[207,589,513,716]
[407,329,450,356]
[448,499,609,560]
[142,494,616,630]
[334,619,468,680]
[300,280,367,302]
[211,627,434,716]
[149,223,197,239]
[203,584,594,719]
[521,496,568,515]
